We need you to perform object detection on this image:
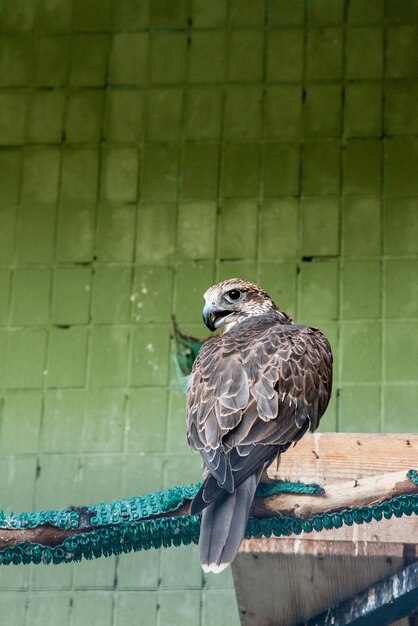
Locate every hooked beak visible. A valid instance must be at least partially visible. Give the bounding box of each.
[202,303,231,332]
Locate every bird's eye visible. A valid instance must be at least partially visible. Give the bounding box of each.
[227,289,241,301]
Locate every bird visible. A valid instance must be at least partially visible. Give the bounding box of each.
[186,278,333,574]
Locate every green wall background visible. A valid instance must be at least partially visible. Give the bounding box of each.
[0,0,418,624]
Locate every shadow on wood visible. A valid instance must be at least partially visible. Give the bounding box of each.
[232,433,418,626]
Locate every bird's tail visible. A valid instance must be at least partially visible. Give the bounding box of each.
[198,473,257,574]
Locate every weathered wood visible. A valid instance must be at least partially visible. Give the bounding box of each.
[301,561,418,626]
[253,469,417,518]
[232,434,417,626]
[0,468,415,550]
[232,545,408,626]
[271,433,418,484]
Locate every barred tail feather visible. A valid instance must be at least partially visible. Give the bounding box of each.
[198,473,257,574]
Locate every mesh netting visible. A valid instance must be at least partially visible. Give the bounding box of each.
[0,471,416,566]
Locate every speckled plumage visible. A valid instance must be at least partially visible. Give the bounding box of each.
[187,279,333,572]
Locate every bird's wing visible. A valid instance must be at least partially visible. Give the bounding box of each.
[187,319,332,494]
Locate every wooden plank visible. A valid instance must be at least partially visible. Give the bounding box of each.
[232,548,406,626]
[232,434,418,626]
[301,561,418,626]
[270,433,418,484]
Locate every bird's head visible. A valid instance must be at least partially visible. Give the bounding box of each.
[202,278,278,333]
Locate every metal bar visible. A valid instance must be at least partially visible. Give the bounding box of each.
[301,562,418,626]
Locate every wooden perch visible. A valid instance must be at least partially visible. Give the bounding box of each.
[0,469,416,552]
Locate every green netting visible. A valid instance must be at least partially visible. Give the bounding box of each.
[172,316,204,377]
[0,471,416,566]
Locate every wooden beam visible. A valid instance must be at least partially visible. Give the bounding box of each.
[270,433,418,484]
[301,562,418,626]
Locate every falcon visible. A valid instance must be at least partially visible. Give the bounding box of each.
[186,278,333,573]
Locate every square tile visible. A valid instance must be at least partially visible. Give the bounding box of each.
[51,267,91,325]
[0,205,16,264]
[0,91,27,145]
[146,88,183,141]
[60,148,99,203]
[228,31,263,81]
[55,203,95,262]
[386,137,418,194]
[346,27,383,79]
[82,390,125,452]
[110,33,148,85]
[301,196,340,256]
[47,328,88,387]
[307,0,344,24]
[305,83,341,137]
[126,388,167,452]
[182,144,219,199]
[131,325,170,386]
[104,90,144,142]
[5,329,47,389]
[65,90,103,143]
[42,390,85,453]
[16,203,55,264]
[89,328,129,387]
[303,140,341,195]
[224,85,263,141]
[270,0,304,25]
[91,267,132,324]
[344,139,382,194]
[11,268,50,326]
[259,198,299,259]
[189,32,227,83]
[342,196,381,256]
[229,0,265,26]
[0,35,30,87]
[95,203,136,263]
[385,320,418,381]
[131,266,174,323]
[384,197,418,255]
[385,259,418,318]
[384,384,418,432]
[386,80,418,135]
[141,144,179,202]
[136,203,177,264]
[177,202,217,260]
[27,90,65,144]
[265,85,302,140]
[348,0,384,24]
[344,82,382,137]
[387,26,418,78]
[70,35,109,87]
[341,321,381,382]
[149,33,187,84]
[298,259,339,321]
[339,385,381,432]
[341,259,381,319]
[185,87,223,140]
[218,199,258,258]
[0,392,42,453]
[35,35,70,86]
[101,147,139,203]
[149,0,189,28]
[267,28,304,81]
[222,144,260,197]
[263,143,300,196]
[21,148,60,203]
[192,0,227,27]
[306,27,343,80]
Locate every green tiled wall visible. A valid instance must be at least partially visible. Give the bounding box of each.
[0,0,418,623]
